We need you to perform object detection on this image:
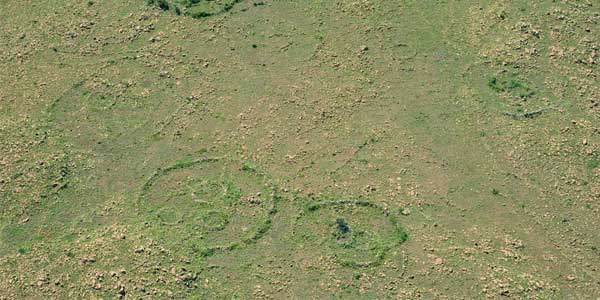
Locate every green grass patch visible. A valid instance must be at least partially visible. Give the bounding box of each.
[586,158,599,170]
[488,73,535,99]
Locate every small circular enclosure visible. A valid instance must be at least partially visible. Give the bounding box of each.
[295,199,407,268]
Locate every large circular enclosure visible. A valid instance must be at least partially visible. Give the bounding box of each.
[296,200,407,268]
[139,158,277,256]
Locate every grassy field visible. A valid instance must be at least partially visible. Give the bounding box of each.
[1,0,599,299]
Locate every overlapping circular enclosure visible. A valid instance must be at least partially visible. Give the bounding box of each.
[139,157,278,257]
[296,199,407,268]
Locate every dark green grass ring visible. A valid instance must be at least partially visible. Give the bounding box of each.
[138,157,279,258]
[298,199,408,268]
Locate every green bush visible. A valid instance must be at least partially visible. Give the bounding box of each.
[147,0,170,11]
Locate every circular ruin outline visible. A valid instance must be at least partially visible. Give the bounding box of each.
[138,156,279,257]
[297,199,408,268]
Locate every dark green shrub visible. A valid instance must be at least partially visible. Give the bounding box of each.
[147,0,170,11]
[191,11,213,18]
[335,218,351,235]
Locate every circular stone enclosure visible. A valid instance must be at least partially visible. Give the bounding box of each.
[295,200,407,268]
[139,158,278,256]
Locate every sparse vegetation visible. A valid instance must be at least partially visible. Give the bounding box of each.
[1,0,599,299]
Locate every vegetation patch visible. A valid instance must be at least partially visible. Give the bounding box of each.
[0,151,79,255]
[587,158,599,170]
[488,72,535,99]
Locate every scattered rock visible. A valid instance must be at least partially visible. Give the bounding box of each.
[159,70,170,78]
[79,255,96,266]
[115,282,126,297]
[36,273,49,287]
